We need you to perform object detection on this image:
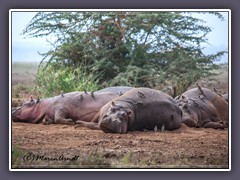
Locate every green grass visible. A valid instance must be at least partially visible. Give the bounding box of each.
[12,145,23,166]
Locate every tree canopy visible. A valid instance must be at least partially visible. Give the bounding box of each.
[23,11,226,97]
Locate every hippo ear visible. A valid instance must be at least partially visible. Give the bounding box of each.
[111,101,115,108]
[110,101,116,112]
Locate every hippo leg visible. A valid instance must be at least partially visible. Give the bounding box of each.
[54,109,75,125]
[202,115,225,129]
[43,117,54,125]
[222,121,228,128]
[74,120,100,130]
[55,117,75,125]
[202,121,225,129]
[182,118,197,127]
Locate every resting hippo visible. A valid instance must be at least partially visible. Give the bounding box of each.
[176,87,228,129]
[75,88,182,133]
[222,94,228,103]
[96,86,133,95]
[12,91,118,125]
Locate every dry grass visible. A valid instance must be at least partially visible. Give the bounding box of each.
[12,62,39,100]
[12,62,38,86]
[193,64,228,94]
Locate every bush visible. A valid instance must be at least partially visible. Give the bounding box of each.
[35,63,100,97]
[109,65,157,88]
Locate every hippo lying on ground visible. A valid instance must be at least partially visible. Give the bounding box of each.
[75,88,182,134]
[96,86,133,95]
[12,91,118,125]
[175,86,228,129]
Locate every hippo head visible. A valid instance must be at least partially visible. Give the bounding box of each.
[99,102,132,134]
[12,96,41,123]
[177,96,199,127]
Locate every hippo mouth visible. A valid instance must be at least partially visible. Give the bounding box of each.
[100,126,115,133]
[12,107,22,122]
[12,107,21,114]
[100,124,127,134]
[100,121,128,134]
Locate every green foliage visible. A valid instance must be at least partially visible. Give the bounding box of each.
[157,46,226,95]
[23,11,227,95]
[12,145,22,165]
[121,151,133,165]
[110,65,157,87]
[35,63,100,97]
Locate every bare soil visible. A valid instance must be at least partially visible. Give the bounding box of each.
[12,122,229,169]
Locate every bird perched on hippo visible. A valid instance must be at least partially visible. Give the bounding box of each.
[75,87,182,134]
[175,85,228,129]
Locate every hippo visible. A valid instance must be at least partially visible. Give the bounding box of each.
[222,94,228,103]
[175,86,228,129]
[96,86,134,96]
[12,91,118,125]
[75,87,182,134]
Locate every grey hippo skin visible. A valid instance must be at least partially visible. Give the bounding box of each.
[12,91,118,125]
[96,86,134,96]
[222,94,228,103]
[75,87,182,134]
[176,87,228,129]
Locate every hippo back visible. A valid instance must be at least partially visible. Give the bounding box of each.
[96,86,134,95]
[98,88,182,132]
[125,88,182,131]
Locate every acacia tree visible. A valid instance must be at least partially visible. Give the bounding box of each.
[23,11,226,95]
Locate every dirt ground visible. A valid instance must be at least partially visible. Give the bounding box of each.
[11,122,229,169]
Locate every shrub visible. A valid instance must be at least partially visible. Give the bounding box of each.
[35,63,100,97]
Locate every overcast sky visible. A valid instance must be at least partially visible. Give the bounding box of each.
[11,11,229,63]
